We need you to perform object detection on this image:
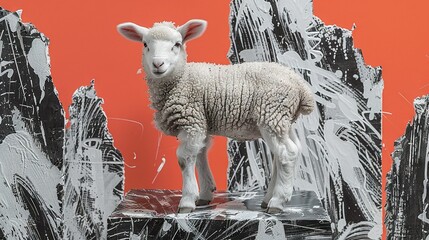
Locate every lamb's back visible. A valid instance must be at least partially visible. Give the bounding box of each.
[182,62,305,138]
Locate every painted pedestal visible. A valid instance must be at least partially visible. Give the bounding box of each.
[107,189,332,239]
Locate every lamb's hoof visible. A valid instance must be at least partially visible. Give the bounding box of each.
[195,199,211,206]
[178,207,194,213]
[266,207,282,214]
[261,201,268,209]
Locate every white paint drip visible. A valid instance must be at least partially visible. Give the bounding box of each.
[154,132,163,167]
[27,38,50,103]
[152,156,166,184]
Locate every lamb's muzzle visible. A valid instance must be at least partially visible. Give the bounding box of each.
[117,19,315,214]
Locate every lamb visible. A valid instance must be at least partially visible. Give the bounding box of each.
[117,19,315,213]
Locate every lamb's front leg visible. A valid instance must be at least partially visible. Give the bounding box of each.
[196,137,216,206]
[176,131,205,213]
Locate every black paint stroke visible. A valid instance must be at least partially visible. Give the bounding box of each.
[386,95,429,239]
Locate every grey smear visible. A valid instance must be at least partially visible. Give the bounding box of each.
[227,0,382,238]
[0,8,125,239]
[386,95,429,239]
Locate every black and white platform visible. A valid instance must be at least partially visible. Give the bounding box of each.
[107,189,332,239]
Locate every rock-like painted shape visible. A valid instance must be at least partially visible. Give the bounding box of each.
[0,8,64,239]
[386,95,429,239]
[0,9,125,239]
[63,82,124,239]
[227,0,382,238]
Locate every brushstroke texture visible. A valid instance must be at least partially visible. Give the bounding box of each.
[107,189,332,239]
[227,0,382,238]
[386,95,429,239]
[0,8,64,239]
[0,8,125,239]
[63,82,125,239]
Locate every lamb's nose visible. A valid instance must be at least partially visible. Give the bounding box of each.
[153,60,164,69]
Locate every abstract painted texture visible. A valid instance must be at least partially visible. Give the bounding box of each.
[63,82,124,239]
[386,95,429,239]
[0,9,124,239]
[226,0,382,238]
[108,189,331,239]
[0,8,63,239]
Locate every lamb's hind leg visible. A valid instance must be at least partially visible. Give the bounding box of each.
[260,127,299,214]
[268,134,299,213]
[261,155,277,209]
[195,137,216,206]
[289,127,302,155]
[177,130,205,213]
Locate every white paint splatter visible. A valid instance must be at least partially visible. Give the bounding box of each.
[335,70,343,78]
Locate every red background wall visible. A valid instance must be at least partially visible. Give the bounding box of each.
[3,1,429,238]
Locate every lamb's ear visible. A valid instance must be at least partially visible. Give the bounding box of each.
[178,19,207,43]
[117,22,148,43]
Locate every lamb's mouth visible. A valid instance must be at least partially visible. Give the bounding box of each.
[153,70,166,75]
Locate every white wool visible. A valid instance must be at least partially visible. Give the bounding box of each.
[148,61,314,140]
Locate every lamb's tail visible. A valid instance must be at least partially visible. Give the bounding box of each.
[298,82,315,115]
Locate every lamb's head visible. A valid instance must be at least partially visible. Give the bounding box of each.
[117,19,207,80]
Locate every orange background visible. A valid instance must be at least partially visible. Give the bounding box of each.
[3,1,429,238]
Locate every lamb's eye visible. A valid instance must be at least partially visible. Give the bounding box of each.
[143,42,147,48]
[174,42,181,48]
